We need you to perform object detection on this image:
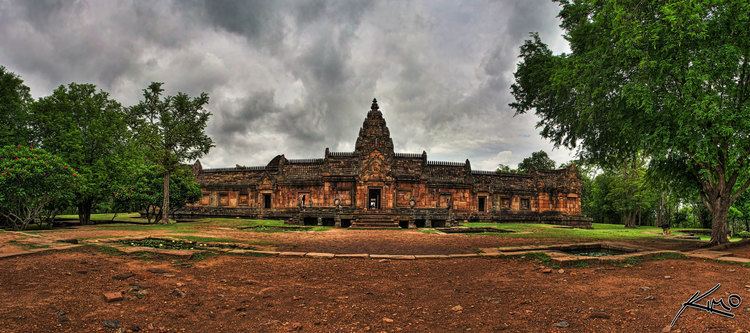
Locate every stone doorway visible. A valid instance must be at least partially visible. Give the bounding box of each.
[368,188,381,210]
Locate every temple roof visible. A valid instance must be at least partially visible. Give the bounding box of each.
[354,98,394,156]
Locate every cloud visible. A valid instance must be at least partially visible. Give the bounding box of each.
[0,0,574,169]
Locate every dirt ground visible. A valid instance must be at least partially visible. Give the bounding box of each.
[1,226,748,332]
[724,242,750,259]
[1,247,749,333]
[23,227,707,255]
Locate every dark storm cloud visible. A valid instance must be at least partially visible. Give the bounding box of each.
[0,0,573,170]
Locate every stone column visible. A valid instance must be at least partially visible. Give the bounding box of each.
[334,214,341,227]
[317,217,323,226]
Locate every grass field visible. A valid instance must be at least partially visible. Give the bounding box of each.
[463,222,724,242]
[7,212,726,242]
[52,214,331,233]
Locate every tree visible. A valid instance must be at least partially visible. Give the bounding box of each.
[112,163,201,223]
[510,1,750,244]
[517,150,556,172]
[0,66,33,146]
[32,83,128,225]
[496,164,517,173]
[129,82,213,224]
[0,146,77,230]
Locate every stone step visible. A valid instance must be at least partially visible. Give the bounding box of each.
[351,220,400,228]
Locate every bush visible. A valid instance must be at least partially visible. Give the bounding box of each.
[738,231,750,239]
[0,145,77,229]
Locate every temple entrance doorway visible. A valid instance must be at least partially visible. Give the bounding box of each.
[368,188,381,210]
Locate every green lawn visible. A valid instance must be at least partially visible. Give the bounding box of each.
[462,222,725,242]
[57,212,147,223]
[51,214,328,233]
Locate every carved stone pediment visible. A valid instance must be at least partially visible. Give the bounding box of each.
[259,176,273,190]
[360,150,392,182]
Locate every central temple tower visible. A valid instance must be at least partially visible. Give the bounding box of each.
[354,98,394,157]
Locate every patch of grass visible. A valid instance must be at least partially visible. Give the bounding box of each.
[86,244,124,256]
[463,222,718,242]
[175,235,239,243]
[569,260,590,268]
[611,252,686,267]
[646,252,687,261]
[57,212,147,223]
[94,222,198,233]
[9,240,50,250]
[189,251,218,261]
[132,251,162,261]
[505,251,560,268]
[242,224,332,232]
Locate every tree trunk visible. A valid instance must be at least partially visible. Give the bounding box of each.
[77,200,93,225]
[745,218,749,232]
[708,197,731,245]
[161,171,170,224]
[623,211,637,228]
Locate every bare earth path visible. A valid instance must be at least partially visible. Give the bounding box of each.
[0,248,748,332]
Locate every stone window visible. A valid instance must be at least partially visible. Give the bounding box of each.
[501,197,511,210]
[219,192,229,206]
[200,193,210,206]
[439,194,452,208]
[238,190,248,206]
[520,198,531,210]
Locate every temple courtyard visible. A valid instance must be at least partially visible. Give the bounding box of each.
[2,218,750,332]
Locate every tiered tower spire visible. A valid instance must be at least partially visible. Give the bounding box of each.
[355,98,394,156]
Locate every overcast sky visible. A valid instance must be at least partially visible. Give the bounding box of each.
[0,0,575,170]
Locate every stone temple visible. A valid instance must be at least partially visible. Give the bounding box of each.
[180,99,590,228]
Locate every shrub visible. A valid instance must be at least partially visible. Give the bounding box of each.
[0,145,76,230]
[738,231,750,239]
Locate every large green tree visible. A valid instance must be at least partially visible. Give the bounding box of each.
[510,0,750,244]
[517,150,557,172]
[32,83,128,225]
[0,66,33,146]
[129,82,213,224]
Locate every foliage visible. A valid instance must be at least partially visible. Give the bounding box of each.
[510,0,750,244]
[0,146,77,230]
[129,82,213,223]
[738,231,750,239]
[0,67,33,146]
[496,164,517,173]
[112,164,201,223]
[517,150,556,172]
[32,83,129,225]
[583,157,659,227]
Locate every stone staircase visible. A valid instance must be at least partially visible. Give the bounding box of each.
[351,211,400,228]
